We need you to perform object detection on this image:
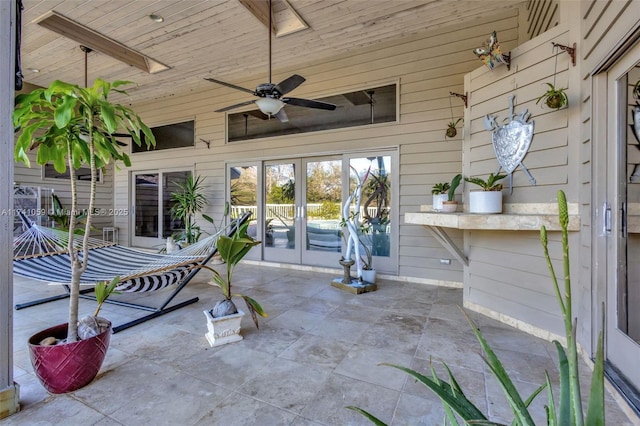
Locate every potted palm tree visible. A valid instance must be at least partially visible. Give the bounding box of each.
[13,79,155,393]
[465,172,507,213]
[197,221,267,347]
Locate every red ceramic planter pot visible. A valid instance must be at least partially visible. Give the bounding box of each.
[28,321,111,394]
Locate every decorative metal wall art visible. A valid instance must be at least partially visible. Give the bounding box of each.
[484,95,536,192]
[473,31,511,71]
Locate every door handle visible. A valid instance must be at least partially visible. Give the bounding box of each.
[621,201,627,238]
[603,202,611,235]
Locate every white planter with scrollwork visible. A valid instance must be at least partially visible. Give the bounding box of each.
[203,309,244,347]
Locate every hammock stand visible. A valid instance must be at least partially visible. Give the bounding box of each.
[13,212,252,333]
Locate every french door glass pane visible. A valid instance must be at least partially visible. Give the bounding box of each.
[265,164,296,249]
[349,156,391,259]
[135,173,159,237]
[622,68,640,343]
[230,165,258,238]
[306,159,342,252]
[163,171,191,238]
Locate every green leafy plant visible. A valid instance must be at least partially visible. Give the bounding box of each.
[537,82,568,109]
[446,118,463,138]
[447,174,463,201]
[13,78,155,342]
[196,221,267,328]
[48,193,90,234]
[465,172,507,191]
[92,276,121,317]
[431,182,451,195]
[170,175,208,244]
[348,190,605,425]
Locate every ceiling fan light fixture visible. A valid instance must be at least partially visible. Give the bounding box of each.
[255,97,285,115]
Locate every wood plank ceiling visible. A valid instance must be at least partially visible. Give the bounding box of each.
[20,0,527,104]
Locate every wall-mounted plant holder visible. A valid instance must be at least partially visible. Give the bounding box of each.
[551,42,576,66]
[473,31,511,71]
[449,92,468,108]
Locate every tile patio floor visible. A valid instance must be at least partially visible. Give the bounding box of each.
[5,264,638,425]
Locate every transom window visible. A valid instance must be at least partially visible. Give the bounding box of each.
[228,84,397,142]
[133,120,195,153]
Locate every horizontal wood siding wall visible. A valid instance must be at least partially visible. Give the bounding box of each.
[464,24,579,336]
[578,0,640,351]
[115,9,524,283]
[525,0,559,40]
[14,154,115,235]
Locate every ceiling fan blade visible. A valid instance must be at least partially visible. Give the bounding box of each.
[283,97,336,111]
[275,108,289,123]
[274,74,305,96]
[204,78,255,95]
[215,100,257,113]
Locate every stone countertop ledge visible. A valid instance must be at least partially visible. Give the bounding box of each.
[405,203,582,231]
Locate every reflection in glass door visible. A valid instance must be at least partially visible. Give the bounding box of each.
[131,170,190,247]
[229,164,260,260]
[347,154,394,273]
[264,161,300,263]
[302,158,343,266]
[606,47,640,395]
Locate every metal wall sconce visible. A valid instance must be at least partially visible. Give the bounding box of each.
[449,92,468,108]
[551,42,576,66]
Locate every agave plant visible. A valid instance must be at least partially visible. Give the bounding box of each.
[348,190,605,425]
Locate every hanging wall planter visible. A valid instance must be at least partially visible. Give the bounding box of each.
[536,83,568,109]
[446,118,462,138]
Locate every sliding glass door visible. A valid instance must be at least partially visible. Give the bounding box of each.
[131,170,191,248]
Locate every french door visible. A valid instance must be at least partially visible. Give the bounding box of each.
[228,151,396,272]
[131,169,191,248]
[263,157,343,266]
[604,42,640,395]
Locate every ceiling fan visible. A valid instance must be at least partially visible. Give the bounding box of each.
[204,0,336,122]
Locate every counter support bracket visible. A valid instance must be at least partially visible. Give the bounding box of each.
[425,225,468,267]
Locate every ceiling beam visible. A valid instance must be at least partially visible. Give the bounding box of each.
[238,0,277,34]
[35,11,170,74]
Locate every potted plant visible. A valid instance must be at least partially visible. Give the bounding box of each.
[169,175,208,245]
[445,118,462,138]
[536,82,568,109]
[197,221,267,347]
[431,182,450,211]
[464,172,507,213]
[441,174,462,213]
[13,79,155,393]
[28,277,120,394]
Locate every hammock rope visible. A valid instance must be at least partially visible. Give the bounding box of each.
[13,221,233,291]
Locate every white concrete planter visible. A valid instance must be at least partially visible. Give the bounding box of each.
[203,309,244,347]
[468,191,503,214]
[361,269,376,284]
[432,194,448,211]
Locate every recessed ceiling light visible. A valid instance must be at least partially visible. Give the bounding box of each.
[27,68,40,73]
[149,14,164,23]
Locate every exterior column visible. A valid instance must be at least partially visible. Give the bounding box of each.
[0,0,20,419]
